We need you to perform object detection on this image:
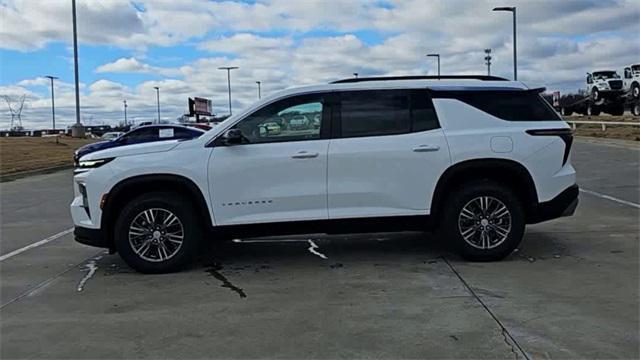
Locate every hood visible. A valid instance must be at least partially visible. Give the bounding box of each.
[80,139,182,161]
[77,140,111,153]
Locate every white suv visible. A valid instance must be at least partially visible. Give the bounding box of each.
[71,75,578,273]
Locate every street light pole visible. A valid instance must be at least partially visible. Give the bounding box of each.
[256,81,261,100]
[45,76,58,131]
[218,66,238,115]
[493,6,517,80]
[153,87,160,123]
[70,0,84,137]
[427,54,440,78]
[123,100,128,126]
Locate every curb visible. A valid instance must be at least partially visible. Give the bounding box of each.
[0,165,74,183]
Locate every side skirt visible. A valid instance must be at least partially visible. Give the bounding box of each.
[211,215,433,240]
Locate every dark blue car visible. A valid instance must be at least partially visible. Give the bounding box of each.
[74,125,205,164]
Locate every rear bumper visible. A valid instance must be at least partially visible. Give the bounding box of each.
[529,184,579,224]
[74,226,110,249]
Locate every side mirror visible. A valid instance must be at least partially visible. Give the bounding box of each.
[222,129,243,145]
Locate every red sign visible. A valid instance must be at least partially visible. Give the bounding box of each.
[189,97,212,116]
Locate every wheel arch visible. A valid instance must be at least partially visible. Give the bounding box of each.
[101,174,212,249]
[430,158,539,224]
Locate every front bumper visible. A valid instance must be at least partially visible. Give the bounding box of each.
[74,226,110,249]
[529,184,579,224]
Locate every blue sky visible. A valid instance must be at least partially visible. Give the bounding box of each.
[1,0,638,129]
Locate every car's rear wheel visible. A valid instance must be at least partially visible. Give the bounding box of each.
[114,192,202,273]
[632,83,639,99]
[441,181,525,261]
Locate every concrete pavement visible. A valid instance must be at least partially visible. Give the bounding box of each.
[0,138,638,359]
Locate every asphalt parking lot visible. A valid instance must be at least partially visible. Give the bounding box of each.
[1,138,638,359]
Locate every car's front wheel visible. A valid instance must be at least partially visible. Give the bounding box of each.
[441,181,525,261]
[114,192,202,273]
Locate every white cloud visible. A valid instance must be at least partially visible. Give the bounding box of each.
[95,57,189,77]
[2,0,639,129]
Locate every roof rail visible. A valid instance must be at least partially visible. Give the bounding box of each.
[331,75,509,84]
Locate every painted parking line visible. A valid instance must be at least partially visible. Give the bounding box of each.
[0,228,74,262]
[580,188,640,209]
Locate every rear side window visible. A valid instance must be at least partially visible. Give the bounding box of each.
[436,91,561,121]
[338,89,439,138]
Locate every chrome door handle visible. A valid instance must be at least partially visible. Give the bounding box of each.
[291,151,319,159]
[413,144,440,152]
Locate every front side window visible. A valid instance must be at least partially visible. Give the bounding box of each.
[434,91,561,121]
[233,95,323,144]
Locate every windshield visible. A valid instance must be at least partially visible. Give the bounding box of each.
[593,71,619,79]
[632,65,640,73]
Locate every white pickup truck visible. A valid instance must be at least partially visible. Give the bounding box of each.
[622,64,640,100]
[586,70,624,102]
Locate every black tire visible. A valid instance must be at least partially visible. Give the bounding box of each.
[592,87,600,101]
[632,104,640,117]
[632,83,639,100]
[608,105,624,116]
[561,107,573,116]
[440,181,525,261]
[587,104,600,116]
[114,192,202,273]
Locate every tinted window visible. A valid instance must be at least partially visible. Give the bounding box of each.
[123,128,157,143]
[338,90,439,137]
[340,90,410,137]
[174,127,202,139]
[234,94,323,144]
[435,91,561,121]
[410,90,439,132]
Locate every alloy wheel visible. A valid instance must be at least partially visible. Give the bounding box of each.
[128,208,184,262]
[458,196,512,250]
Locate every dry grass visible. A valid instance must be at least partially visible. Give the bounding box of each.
[564,115,640,141]
[0,136,96,176]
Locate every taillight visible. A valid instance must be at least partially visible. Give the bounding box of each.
[525,128,573,166]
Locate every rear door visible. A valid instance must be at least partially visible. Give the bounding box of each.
[327,89,451,219]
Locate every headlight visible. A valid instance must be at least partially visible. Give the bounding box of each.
[77,157,114,169]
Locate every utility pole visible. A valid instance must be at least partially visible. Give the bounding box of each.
[427,54,440,78]
[218,66,238,115]
[153,86,160,123]
[45,75,58,131]
[70,0,84,137]
[493,6,517,80]
[484,49,492,76]
[256,81,261,100]
[123,100,128,126]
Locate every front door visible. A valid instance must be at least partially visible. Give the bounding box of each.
[208,94,330,225]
